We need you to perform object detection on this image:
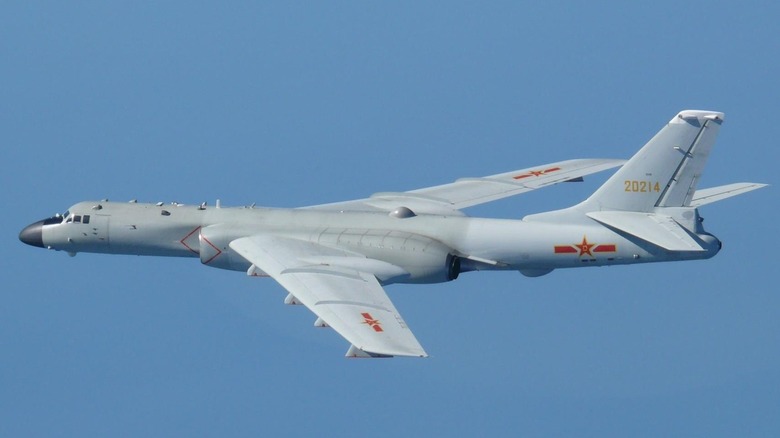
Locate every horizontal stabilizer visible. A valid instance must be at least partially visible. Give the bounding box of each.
[690,183,768,207]
[587,211,705,251]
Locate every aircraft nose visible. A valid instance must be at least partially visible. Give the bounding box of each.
[19,220,45,248]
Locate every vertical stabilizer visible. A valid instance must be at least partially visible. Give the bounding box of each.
[579,110,724,212]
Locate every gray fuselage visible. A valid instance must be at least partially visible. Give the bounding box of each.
[23,200,721,284]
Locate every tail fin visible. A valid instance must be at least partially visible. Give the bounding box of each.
[525,110,765,253]
[580,110,724,212]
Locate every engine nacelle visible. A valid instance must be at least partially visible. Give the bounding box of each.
[198,225,252,271]
[315,229,460,284]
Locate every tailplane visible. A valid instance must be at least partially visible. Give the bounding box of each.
[689,182,768,207]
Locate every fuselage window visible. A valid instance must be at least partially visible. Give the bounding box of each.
[66,216,73,223]
[74,215,81,223]
[83,215,90,224]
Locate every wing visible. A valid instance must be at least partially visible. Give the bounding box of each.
[229,235,426,358]
[304,158,625,215]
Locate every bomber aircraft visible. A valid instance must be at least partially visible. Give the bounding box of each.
[20,110,766,358]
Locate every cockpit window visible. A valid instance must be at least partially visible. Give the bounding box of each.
[43,215,65,225]
[55,211,92,225]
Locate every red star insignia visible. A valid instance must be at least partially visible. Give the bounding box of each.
[512,167,561,180]
[576,236,594,257]
[361,312,383,332]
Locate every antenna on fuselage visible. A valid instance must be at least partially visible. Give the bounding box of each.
[216,199,221,209]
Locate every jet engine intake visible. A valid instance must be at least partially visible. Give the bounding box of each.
[198,225,252,271]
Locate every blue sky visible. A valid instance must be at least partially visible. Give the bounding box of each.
[3,2,778,436]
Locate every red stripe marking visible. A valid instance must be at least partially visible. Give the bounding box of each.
[554,246,578,254]
[200,235,223,264]
[180,226,201,255]
[593,244,617,253]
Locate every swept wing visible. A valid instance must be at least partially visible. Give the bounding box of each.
[230,235,426,358]
[305,158,625,215]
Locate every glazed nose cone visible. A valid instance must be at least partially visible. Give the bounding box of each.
[19,220,45,248]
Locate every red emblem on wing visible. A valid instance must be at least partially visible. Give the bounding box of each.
[361,313,383,332]
[512,167,561,180]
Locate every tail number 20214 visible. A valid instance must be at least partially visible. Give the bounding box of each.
[624,180,661,193]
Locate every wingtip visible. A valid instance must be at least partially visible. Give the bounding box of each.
[344,345,429,358]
